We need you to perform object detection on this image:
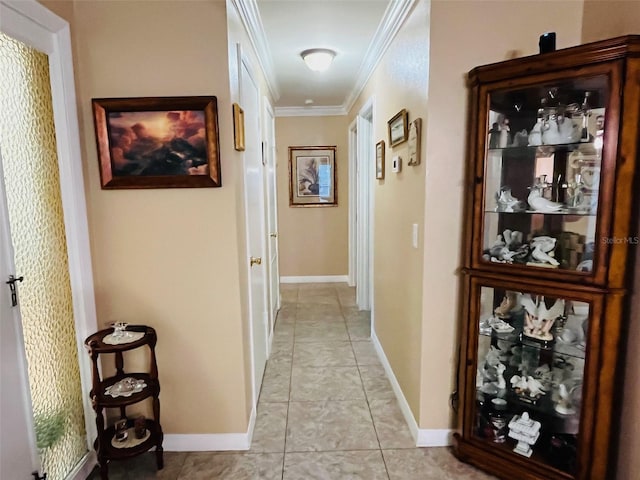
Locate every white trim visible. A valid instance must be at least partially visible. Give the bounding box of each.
[66,451,96,480]
[416,429,453,447]
[230,0,280,101]
[1,0,99,454]
[343,0,416,112]
[165,405,255,452]
[280,275,348,284]
[371,331,453,448]
[356,97,374,310]
[347,119,357,287]
[371,331,418,444]
[275,105,347,117]
[163,433,250,452]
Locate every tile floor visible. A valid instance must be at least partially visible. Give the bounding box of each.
[88,283,497,479]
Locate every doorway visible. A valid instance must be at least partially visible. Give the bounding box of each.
[0,2,98,479]
[350,97,375,312]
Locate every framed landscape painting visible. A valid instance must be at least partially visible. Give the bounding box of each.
[288,146,337,207]
[92,96,221,189]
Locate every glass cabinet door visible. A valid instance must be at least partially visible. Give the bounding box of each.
[472,285,590,475]
[480,74,610,275]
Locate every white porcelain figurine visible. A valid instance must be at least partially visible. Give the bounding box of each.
[529,236,560,267]
[521,294,565,341]
[508,412,541,458]
[528,188,564,212]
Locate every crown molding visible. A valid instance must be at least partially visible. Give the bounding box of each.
[343,0,417,113]
[231,0,280,101]
[275,105,347,117]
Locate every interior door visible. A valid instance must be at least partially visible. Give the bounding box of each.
[263,100,280,336]
[0,148,39,480]
[240,54,268,404]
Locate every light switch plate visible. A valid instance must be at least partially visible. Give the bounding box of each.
[392,155,401,173]
[412,223,419,248]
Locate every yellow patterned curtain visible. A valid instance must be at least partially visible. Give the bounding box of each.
[0,32,87,479]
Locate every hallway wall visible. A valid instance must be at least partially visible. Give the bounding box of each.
[41,0,252,436]
[275,115,349,278]
[421,0,584,431]
[347,0,429,419]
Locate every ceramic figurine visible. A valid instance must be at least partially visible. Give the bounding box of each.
[511,129,529,147]
[529,236,560,267]
[498,115,510,148]
[494,291,519,318]
[495,188,522,212]
[495,363,507,389]
[554,383,577,415]
[508,412,541,458]
[528,187,564,212]
[528,119,543,146]
[557,114,582,143]
[521,294,565,341]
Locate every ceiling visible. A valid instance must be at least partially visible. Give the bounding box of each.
[241,0,415,115]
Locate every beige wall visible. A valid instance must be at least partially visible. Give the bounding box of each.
[582,0,640,42]
[348,0,430,418]
[580,4,640,478]
[421,0,584,431]
[41,0,251,434]
[275,116,349,277]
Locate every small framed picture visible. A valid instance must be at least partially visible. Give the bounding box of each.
[407,118,422,166]
[388,109,408,147]
[232,103,245,151]
[375,140,385,179]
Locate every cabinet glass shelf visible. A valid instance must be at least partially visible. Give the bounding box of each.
[472,286,586,475]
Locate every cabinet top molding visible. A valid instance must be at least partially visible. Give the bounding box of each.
[468,35,640,86]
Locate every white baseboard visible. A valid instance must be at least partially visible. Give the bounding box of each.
[371,331,453,448]
[67,451,96,480]
[280,275,348,284]
[416,428,453,447]
[164,406,255,452]
[164,433,250,451]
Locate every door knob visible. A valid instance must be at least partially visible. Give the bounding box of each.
[270,233,278,238]
[250,257,262,266]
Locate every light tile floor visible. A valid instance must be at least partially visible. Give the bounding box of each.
[88,283,497,479]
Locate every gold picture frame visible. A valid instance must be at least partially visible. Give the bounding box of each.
[288,146,337,207]
[388,109,408,147]
[233,103,245,151]
[375,140,385,179]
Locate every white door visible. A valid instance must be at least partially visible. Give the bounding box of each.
[0,149,39,479]
[240,54,268,404]
[263,100,280,336]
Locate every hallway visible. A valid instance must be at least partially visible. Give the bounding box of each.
[89,283,496,479]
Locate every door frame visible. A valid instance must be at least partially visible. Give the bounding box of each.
[352,96,375,311]
[0,1,99,476]
[262,97,280,344]
[348,119,357,287]
[238,44,269,408]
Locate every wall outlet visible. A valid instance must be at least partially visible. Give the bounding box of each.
[392,155,401,173]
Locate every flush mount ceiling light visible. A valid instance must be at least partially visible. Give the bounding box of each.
[301,48,336,72]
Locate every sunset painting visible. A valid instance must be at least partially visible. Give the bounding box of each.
[107,110,208,177]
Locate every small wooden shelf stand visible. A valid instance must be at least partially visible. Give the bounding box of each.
[84,325,163,479]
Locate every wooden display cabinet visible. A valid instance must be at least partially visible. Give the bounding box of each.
[85,325,163,479]
[453,36,640,480]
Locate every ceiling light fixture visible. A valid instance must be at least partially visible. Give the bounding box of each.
[301,48,336,72]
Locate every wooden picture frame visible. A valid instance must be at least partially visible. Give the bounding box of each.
[92,96,221,189]
[288,146,337,207]
[388,109,409,147]
[232,103,245,151]
[375,140,385,179]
